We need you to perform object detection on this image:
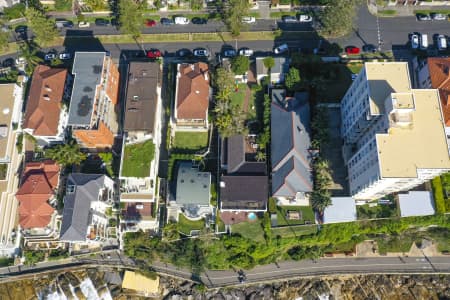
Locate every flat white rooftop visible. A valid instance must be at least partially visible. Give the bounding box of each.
[398,191,435,217]
[323,197,357,224]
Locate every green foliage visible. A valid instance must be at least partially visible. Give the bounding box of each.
[25,8,58,47]
[99,152,113,164]
[45,141,87,166]
[224,0,250,36]
[311,107,329,149]
[3,3,26,20]
[0,30,10,52]
[118,0,144,38]
[213,67,235,95]
[121,140,155,177]
[268,198,277,213]
[231,55,250,75]
[50,57,64,67]
[0,257,14,267]
[48,248,69,260]
[431,176,447,214]
[311,158,332,214]
[288,245,324,260]
[177,214,205,235]
[19,43,44,75]
[0,69,19,83]
[109,218,117,227]
[84,0,108,10]
[24,250,45,265]
[320,0,361,37]
[0,164,7,180]
[256,94,271,150]
[263,56,275,70]
[190,0,203,10]
[54,0,73,11]
[173,132,208,150]
[16,133,24,153]
[285,67,301,91]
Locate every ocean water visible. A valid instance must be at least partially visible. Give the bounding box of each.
[41,277,112,300]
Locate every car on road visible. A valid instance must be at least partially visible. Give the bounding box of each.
[416,14,431,21]
[59,53,72,60]
[146,49,162,59]
[362,44,377,53]
[420,33,428,50]
[55,20,73,28]
[282,15,297,23]
[222,48,237,58]
[242,16,256,24]
[345,46,360,55]
[177,48,192,57]
[410,33,419,49]
[174,16,190,25]
[192,17,207,24]
[44,53,57,61]
[145,19,157,27]
[78,21,90,28]
[160,18,174,25]
[238,47,254,57]
[437,34,447,50]
[431,13,447,21]
[15,25,27,33]
[298,15,312,22]
[193,48,209,57]
[274,43,289,54]
[95,19,110,26]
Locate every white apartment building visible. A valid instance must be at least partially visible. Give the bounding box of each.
[341,62,450,200]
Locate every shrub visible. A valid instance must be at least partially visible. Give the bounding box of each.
[431,176,446,214]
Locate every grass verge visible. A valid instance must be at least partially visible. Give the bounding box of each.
[232,219,265,242]
[173,131,208,150]
[121,140,155,178]
[377,10,397,16]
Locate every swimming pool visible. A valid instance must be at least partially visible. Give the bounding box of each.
[248,212,257,220]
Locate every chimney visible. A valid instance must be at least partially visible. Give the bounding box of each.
[204,72,209,81]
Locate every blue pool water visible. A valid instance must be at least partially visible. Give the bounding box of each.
[248,212,257,220]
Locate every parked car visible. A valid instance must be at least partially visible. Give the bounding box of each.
[274,43,289,54]
[145,19,157,27]
[238,47,254,57]
[78,21,90,28]
[298,15,312,22]
[193,48,209,57]
[410,34,419,49]
[416,14,431,21]
[431,13,447,21]
[437,34,447,50]
[15,57,26,65]
[160,18,174,25]
[44,53,57,61]
[191,17,207,24]
[242,16,256,23]
[420,33,428,50]
[222,48,237,58]
[14,25,27,33]
[59,53,71,60]
[95,19,110,26]
[146,49,162,59]
[174,16,190,25]
[2,58,14,68]
[282,15,297,23]
[177,48,192,57]
[362,44,377,53]
[345,46,360,55]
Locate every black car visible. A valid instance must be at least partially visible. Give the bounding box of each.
[177,48,192,57]
[14,25,27,33]
[362,44,377,53]
[95,18,110,26]
[416,13,431,21]
[191,17,207,25]
[2,58,14,68]
[160,18,174,25]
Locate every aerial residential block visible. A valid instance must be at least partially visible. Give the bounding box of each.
[67,52,119,149]
[341,62,450,200]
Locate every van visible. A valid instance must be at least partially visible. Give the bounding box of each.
[420,34,428,50]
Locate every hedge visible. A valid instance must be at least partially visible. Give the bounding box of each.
[431,176,446,214]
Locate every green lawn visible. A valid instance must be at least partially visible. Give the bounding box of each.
[177,214,205,235]
[276,206,315,226]
[271,224,317,238]
[357,202,398,220]
[377,10,397,16]
[121,140,155,178]
[435,173,450,213]
[232,220,265,242]
[173,132,208,150]
[230,83,247,108]
[317,65,353,102]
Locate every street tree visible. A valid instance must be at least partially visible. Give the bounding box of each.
[45,141,87,166]
[285,67,301,91]
[231,55,249,75]
[25,8,58,47]
[118,0,144,39]
[320,0,361,37]
[224,0,251,36]
[19,43,43,75]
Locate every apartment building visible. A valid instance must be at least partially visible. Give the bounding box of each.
[341,62,450,200]
[120,62,161,230]
[67,52,119,149]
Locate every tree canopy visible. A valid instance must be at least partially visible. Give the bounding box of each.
[19,43,43,75]
[224,0,251,36]
[45,141,87,166]
[118,0,144,38]
[285,67,301,91]
[25,8,58,47]
[320,0,361,37]
[231,55,249,75]
[263,56,275,70]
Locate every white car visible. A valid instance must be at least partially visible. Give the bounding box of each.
[410,34,419,49]
[15,57,26,65]
[274,43,289,54]
[193,48,209,57]
[78,21,90,28]
[174,17,190,25]
[59,53,72,60]
[242,16,256,24]
[44,53,57,61]
[431,13,447,21]
[437,34,447,50]
[238,47,254,57]
[298,15,312,22]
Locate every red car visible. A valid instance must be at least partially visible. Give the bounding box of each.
[147,49,162,59]
[145,19,156,27]
[345,46,360,55]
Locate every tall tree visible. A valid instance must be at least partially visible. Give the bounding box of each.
[231,55,249,75]
[224,0,250,36]
[214,67,235,95]
[45,141,87,166]
[263,56,274,70]
[320,0,361,37]
[118,0,144,39]
[25,8,58,47]
[0,30,9,52]
[19,43,43,75]
[285,67,301,91]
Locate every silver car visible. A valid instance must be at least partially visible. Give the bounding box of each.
[193,48,209,57]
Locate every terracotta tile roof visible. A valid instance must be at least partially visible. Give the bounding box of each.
[19,199,54,229]
[427,58,450,126]
[22,160,60,189]
[23,65,67,136]
[176,63,210,120]
[73,121,114,148]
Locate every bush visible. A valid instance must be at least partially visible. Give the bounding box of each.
[268,198,277,213]
[431,176,447,214]
[3,3,26,20]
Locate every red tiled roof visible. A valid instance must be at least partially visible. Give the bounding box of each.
[176,63,210,120]
[23,65,67,136]
[427,58,450,126]
[19,199,54,229]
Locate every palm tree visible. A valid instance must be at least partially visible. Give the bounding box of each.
[45,141,87,167]
[311,190,332,215]
[256,151,266,162]
[19,43,43,75]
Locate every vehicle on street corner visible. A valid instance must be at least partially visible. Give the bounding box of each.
[238,47,254,57]
[416,14,431,21]
[145,19,157,27]
[44,53,57,61]
[362,44,377,53]
[298,15,312,22]
[282,15,297,23]
[437,35,447,50]
[222,48,237,58]
[78,21,90,28]
[174,16,190,25]
[430,13,447,21]
[146,49,162,59]
[274,43,289,54]
[177,48,192,57]
[420,33,428,50]
[411,33,419,49]
[191,17,207,24]
[242,16,256,24]
[193,48,209,57]
[160,18,174,25]
[95,19,110,26]
[59,53,72,60]
[345,46,360,55]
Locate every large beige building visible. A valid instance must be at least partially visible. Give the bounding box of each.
[341,62,450,200]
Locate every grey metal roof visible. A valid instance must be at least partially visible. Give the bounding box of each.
[60,173,106,242]
[256,57,290,77]
[124,62,160,132]
[271,90,313,197]
[323,197,357,224]
[398,191,435,217]
[67,52,105,126]
[176,162,211,206]
[220,175,268,210]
